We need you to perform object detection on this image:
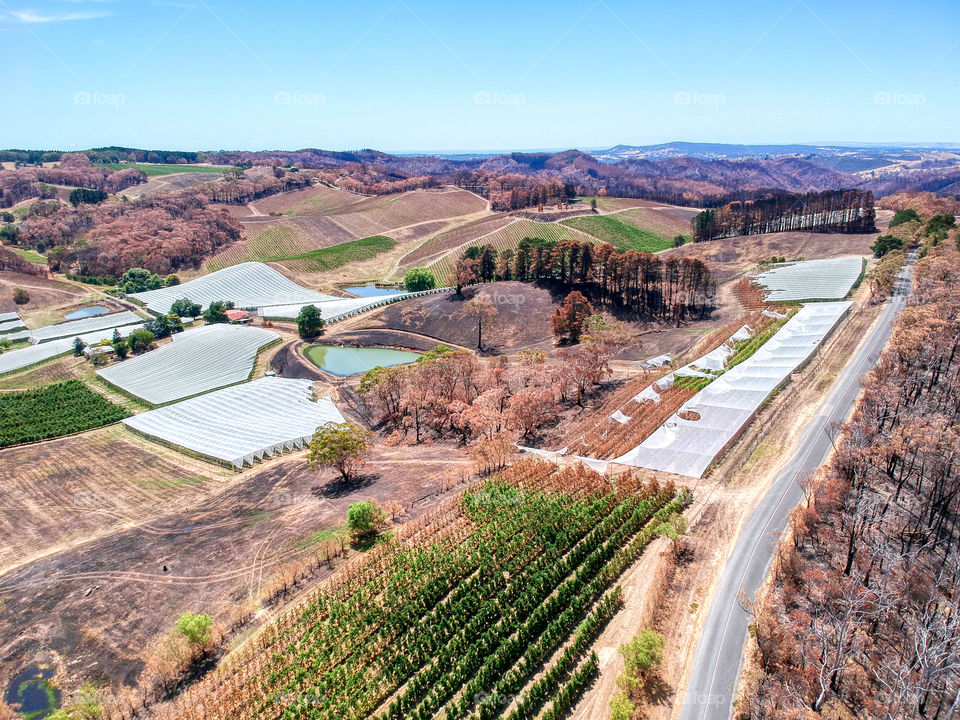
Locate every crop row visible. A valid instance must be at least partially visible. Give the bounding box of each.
[159,464,683,720]
[0,379,130,447]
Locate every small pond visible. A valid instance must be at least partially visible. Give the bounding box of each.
[304,345,421,377]
[65,305,109,320]
[5,666,61,719]
[344,284,407,298]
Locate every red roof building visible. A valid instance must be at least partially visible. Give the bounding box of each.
[225,309,251,323]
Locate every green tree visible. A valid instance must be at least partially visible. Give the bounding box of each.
[203,300,235,323]
[870,234,903,258]
[0,224,18,242]
[307,421,372,481]
[114,339,128,359]
[165,273,181,286]
[119,267,165,293]
[128,328,156,354]
[297,304,324,339]
[478,245,498,282]
[170,297,201,319]
[673,234,686,247]
[174,611,213,652]
[619,629,665,694]
[610,692,634,720]
[656,512,689,550]
[73,337,85,356]
[13,288,29,305]
[590,198,598,211]
[404,267,436,292]
[68,188,107,206]
[347,499,387,539]
[889,208,922,228]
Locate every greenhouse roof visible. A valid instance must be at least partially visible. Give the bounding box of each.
[28,310,142,344]
[96,324,278,405]
[124,377,345,468]
[612,302,851,478]
[753,256,863,302]
[128,262,336,314]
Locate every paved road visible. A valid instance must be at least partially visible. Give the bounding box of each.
[679,257,915,720]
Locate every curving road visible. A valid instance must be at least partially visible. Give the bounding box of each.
[679,256,915,720]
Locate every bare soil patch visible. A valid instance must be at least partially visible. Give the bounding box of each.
[0,441,471,693]
[662,230,878,283]
[0,271,92,317]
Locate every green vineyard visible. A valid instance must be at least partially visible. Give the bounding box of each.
[426,220,597,282]
[161,460,689,720]
[559,215,675,253]
[0,379,131,447]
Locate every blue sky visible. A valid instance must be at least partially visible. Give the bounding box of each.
[1,0,958,151]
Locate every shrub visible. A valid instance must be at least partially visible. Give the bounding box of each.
[871,234,903,258]
[128,328,155,353]
[347,499,387,539]
[404,267,436,292]
[889,208,922,228]
[12,287,29,305]
[119,267,165,294]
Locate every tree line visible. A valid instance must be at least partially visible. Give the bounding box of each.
[452,238,715,322]
[692,189,876,242]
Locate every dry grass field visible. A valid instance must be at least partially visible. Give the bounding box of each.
[205,187,490,276]
[662,228,879,282]
[0,426,226,576]
[0,439,471,690]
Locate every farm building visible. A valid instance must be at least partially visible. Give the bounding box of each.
[225,309,251,323]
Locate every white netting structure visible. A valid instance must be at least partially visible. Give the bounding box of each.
[124,377,346,468]
[753,256,864,302]
[28,310,142,344]
[0,324,144,376]
[612,302,851,478]
[259,287,452,324]
[0,314,26,333]
[129,262,337,314]
[97,324,279,405]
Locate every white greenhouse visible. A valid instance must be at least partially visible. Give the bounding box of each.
[0,323,144,376]
[96,324,279,405]
[123,377,346,468]
[28,310,143,344]
[128,262,337,314]
[612,302,852,478]
[753,256,864,302]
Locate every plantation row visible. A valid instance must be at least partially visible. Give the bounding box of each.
[560,214,675,253]
[0,379,130,447]
[155,461,689,720]
[579,385,698,459]
[427,219,596,282]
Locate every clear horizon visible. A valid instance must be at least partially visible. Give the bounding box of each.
[1,0,958,151]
